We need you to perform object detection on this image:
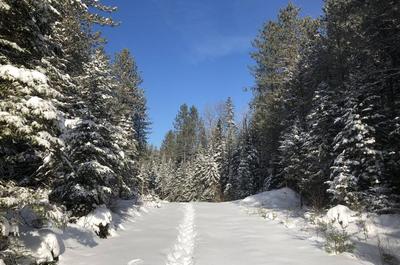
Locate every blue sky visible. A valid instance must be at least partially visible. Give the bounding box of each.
[100,0,323,147]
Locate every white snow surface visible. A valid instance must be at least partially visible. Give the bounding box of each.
[21,228,65,263]
[241,187,300,209]
[241,188,400,265]
[166,203,196,265]
[60,198,369,265]
[76,205,113,235]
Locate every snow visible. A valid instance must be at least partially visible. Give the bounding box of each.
[166,203,196,265]
[26,96,58,120]
[323,205,358,228]
[241,187,300,209]
[0,65,48,87]
[14,188,392,265]
[0,38,25,52]
[76,205,113,235]
[60,200,369,265]
[21,228,65,263]
[42,230,63,257]
[240,188,400,265]
[34,131,59,149]
[64,117,82,129]
[0,0,10,10]
[0,217,10,236]
[0,111,25,130]
[60,198,165,265]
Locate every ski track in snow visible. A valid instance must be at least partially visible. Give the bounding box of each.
[166,203,196,265]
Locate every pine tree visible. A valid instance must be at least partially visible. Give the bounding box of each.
[220,97,238,199]
[154,157,175,199]
[195,152,221,202]
[302,83,339,208]
[277,121,308,206]
[0,0,65,185]
[237,120,259,198]
[113,49,149,155]
[160,130,177,162]
[250,3,319,190]
[0,0,127,262]
[51,48,137,216]
[328,94,384,209]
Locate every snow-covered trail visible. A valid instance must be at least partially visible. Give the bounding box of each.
[60,202,369,265]
[59,203,185,265]
[194,202,366,265]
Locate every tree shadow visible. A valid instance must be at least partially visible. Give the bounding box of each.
[109,199,142,229]
[19,227,66,258]
[62,226,98,248]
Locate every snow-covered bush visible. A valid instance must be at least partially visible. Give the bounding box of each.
[0,181,68,264]
[76,206,113,238]
[20,203,67,229]
[15,228,65,264]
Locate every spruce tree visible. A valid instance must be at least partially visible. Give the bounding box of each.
[250,3,319,190]
[220,97,238,199]
[113,49,149,155]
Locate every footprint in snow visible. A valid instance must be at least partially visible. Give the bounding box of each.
[127,259,143,265]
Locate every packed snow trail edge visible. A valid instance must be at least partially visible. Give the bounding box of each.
[166,203,196,265]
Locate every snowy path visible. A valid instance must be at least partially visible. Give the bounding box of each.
[166,204,196,265]
[60,202,369,265]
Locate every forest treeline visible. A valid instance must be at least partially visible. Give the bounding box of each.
[142,0,400,213]
[0,1,399,260]
[0,0,149,223]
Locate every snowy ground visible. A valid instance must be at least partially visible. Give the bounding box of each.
[240,188,400,265]
[59,199,374,265]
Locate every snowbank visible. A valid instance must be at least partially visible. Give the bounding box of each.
[3,195,162,264]
[21,228,65,263]
[240,189,400,265]
[61,196,164,258]
[241,187,300,209]
[324,205,358,226]
[76,205,113,236]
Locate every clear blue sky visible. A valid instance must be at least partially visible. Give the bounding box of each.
[100,0,323,147]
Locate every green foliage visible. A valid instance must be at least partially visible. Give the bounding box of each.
[247,0,400,212]
[317,218,355,254]
[250,3,319,192]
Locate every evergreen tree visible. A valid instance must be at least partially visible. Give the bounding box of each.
[195,152,221,202]
[113,49,149,155]
[237,119,259,198]
[328,95,384,209]
[0,0,65,185]
[250,3,319,190]
[51,48,135,216]
[160,130,177,162]
[302,83,338,208]
[220,97,238,198]
[277,121,307,205]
